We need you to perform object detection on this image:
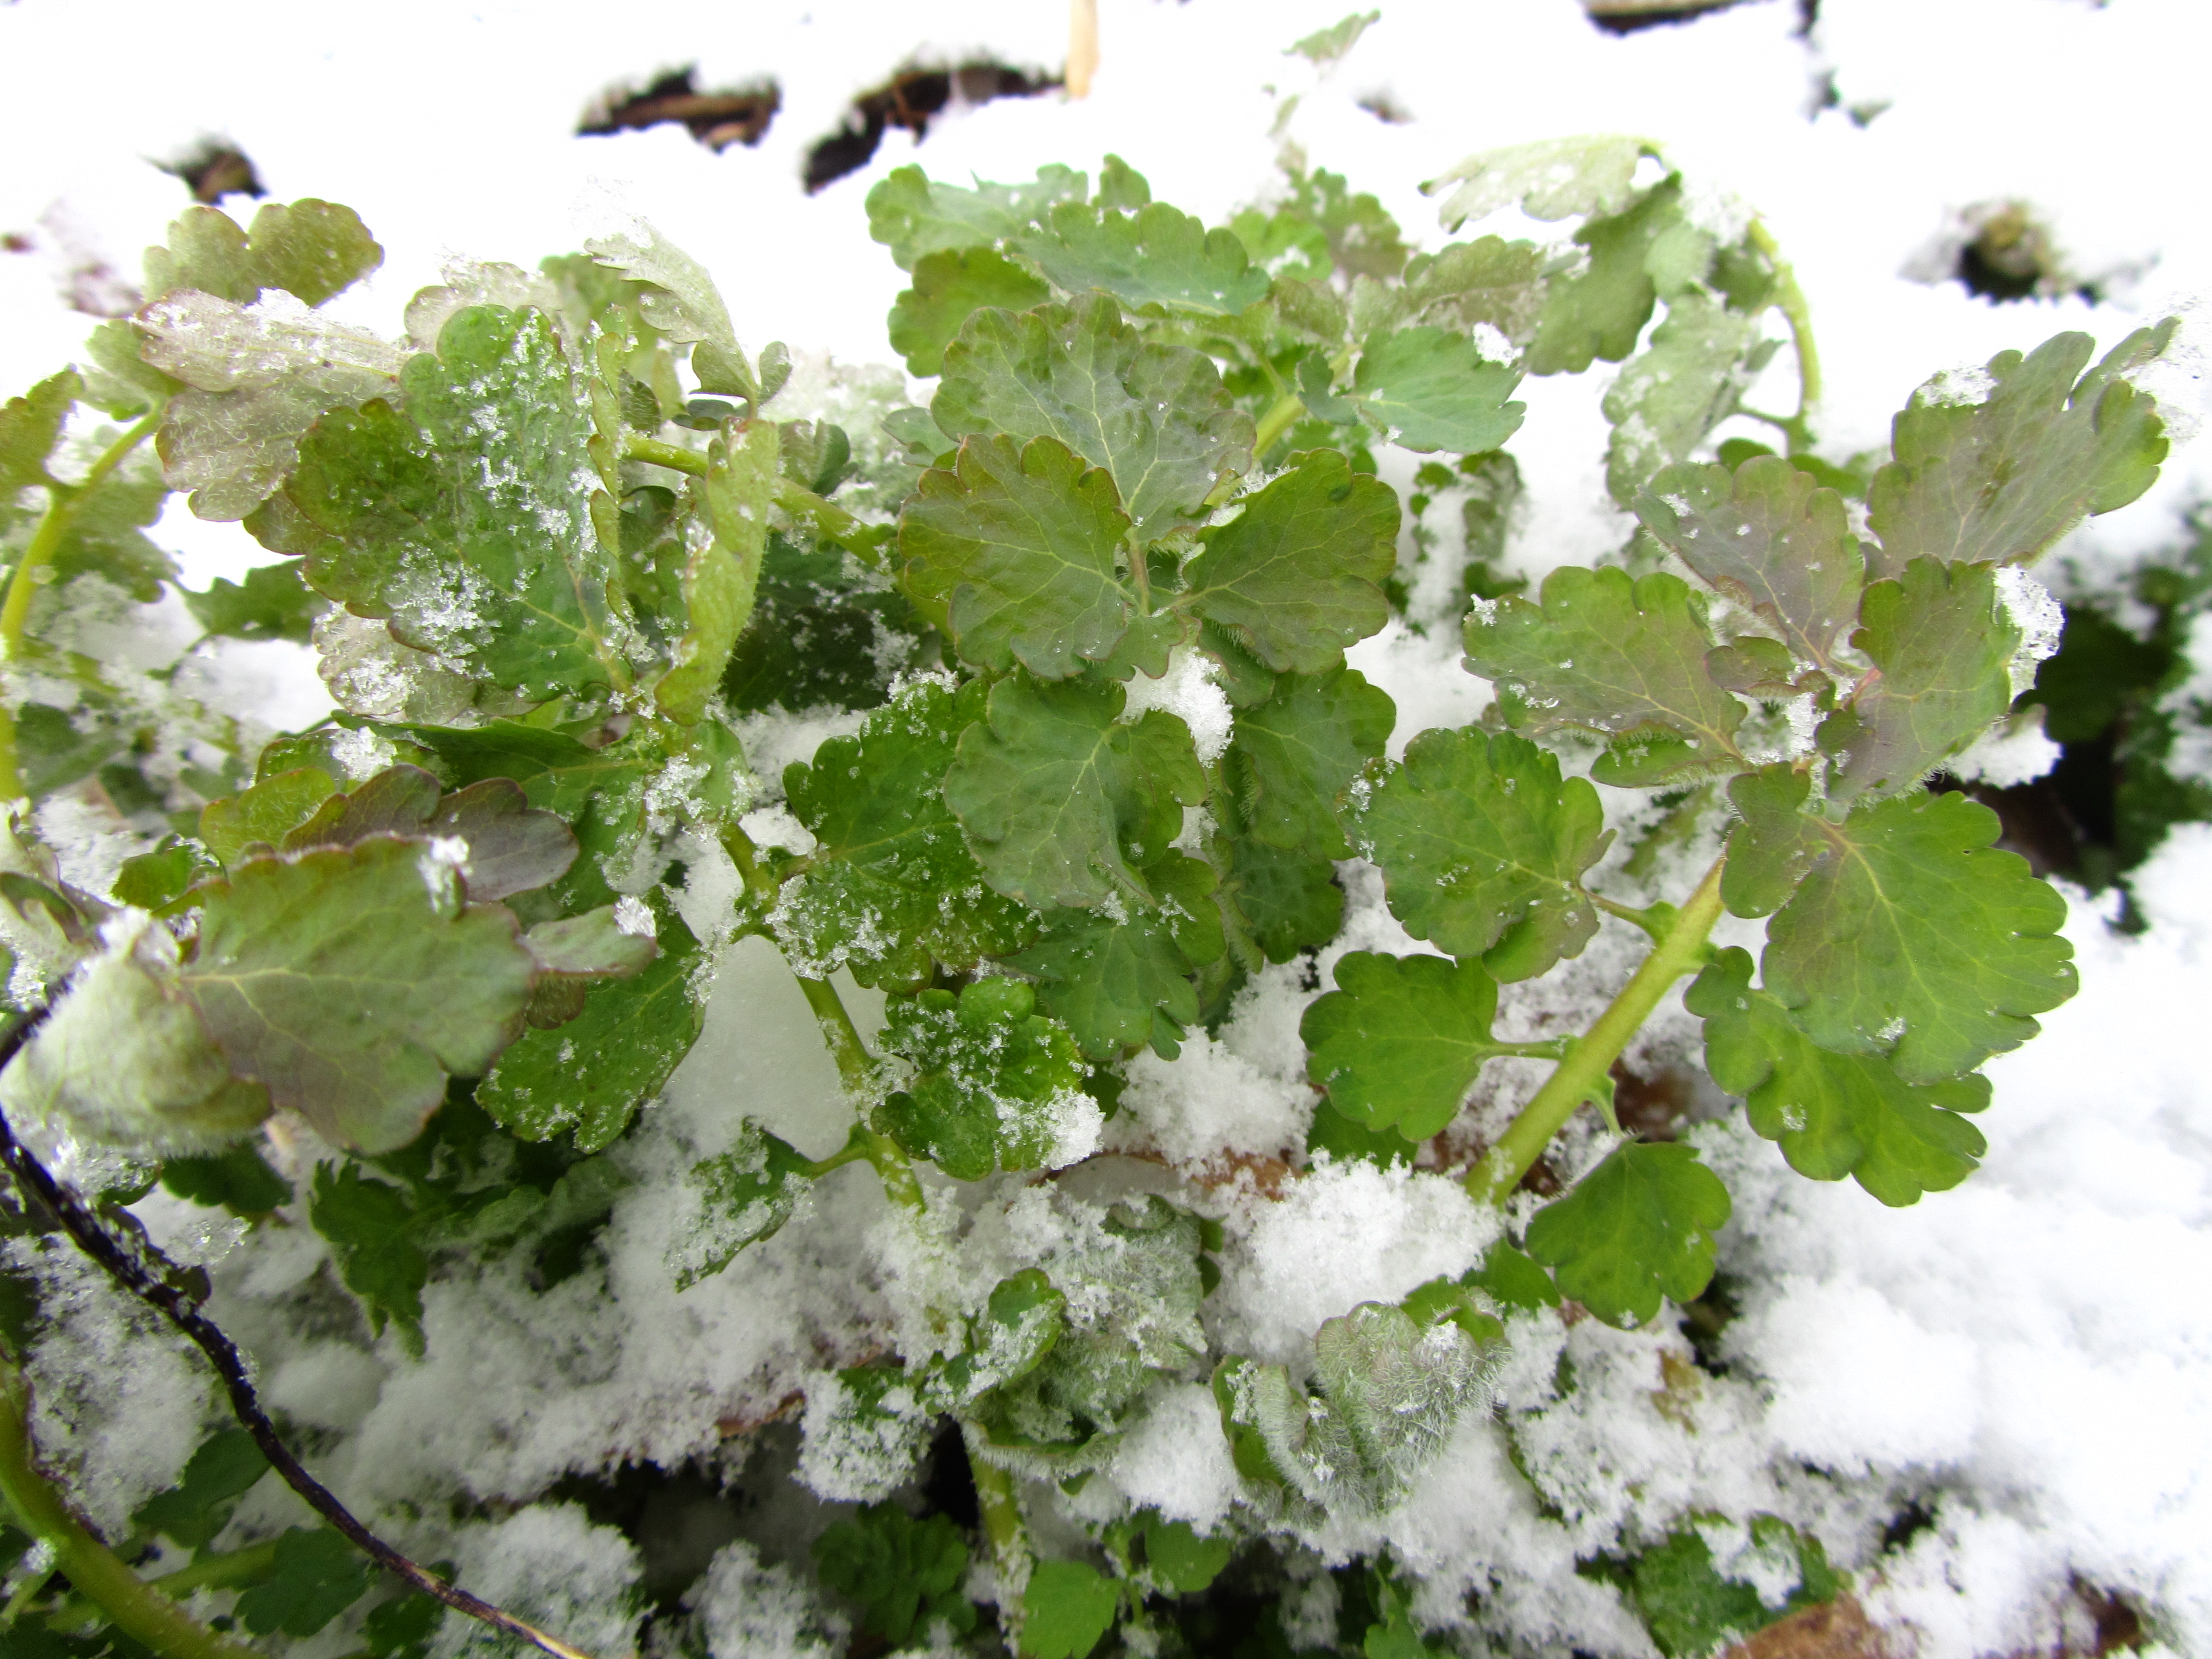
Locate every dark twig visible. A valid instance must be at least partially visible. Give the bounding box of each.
[0,1013,600,1659]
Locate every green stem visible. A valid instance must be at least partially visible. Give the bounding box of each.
[0,1355,263,1659]
[775,482,894,567]
[622,435,709,476]
[1588,893,1680,945]
[0,410,162,799]
[1747,220,1821,448]
[966,1437,1030,1626]
[1465,853,1728,1204]
[1250,393,1306,463]
[150,1540,280,1598]
[792,973,926,1216]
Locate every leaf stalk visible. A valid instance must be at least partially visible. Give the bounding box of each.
[1465,852,1728,1204]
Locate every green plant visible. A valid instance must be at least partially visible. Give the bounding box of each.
[0,127,2181,1659]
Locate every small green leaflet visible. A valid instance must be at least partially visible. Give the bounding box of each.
[1741,786,2076,1082]
[1602,295,1763,506]
[1219,834,1344,966]
[1224,667,1395,858]
[655,420,775,724]
[1230,162,1410,286]
[890,246,1050,376]
[1428,135,1651,229]
[1011,853,1224,1060]
[1139,1514,1232,1594]
[1820,558,2019,803]
[1634,454,1865,676]
[1181,449,1400,674]
[134,1428,268,1548]
[1351,328,1525,454]
[1464,566,1747,783]
[1525,179,1686,376]
[873,979,1090,1180]
[480,911,704,1153]
[1354,727,1610,981]
[274,764,578,902]
[1022,1559,1121,1659]
[934,293,1253,538]
[180,836,539,1154]
[160,1142,291,1215]
[934,1268,1067,1408]
[944,672,1206,910]
[142,199,384,307]
[310,1161,429,1347]
[184,561,325,642]
[1384,238,1547,343]
[583,219,757,397]
[865,163,1089,270]
[900,433,1134,678]
[814,1502,977,1646]
[1625,1517,1843,1659]
[668,1120,816,1289]
[1302,952,1517,1140]
[1523,1142,1732,1328]
[0,368,76,492]
[277,304,628,701]
[234,1528,372,1638]
[1868,324,2174,576]
[779,677,1037,990]
[1017,200,1273,317]
[1689,948,1989,1205]
[199,765,335,866]
[1465,1241,1562,1314]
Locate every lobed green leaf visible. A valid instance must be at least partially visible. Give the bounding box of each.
[1523,1141,1732,1328]
[1302,952,1513,1140]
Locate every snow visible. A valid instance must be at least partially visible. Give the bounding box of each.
[3,0,2211,1651]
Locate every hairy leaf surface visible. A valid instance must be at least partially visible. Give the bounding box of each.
[1011,854,1222,1060]
[1018,200,1272,316]
[866,164,1088,270]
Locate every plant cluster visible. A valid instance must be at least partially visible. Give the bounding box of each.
[0,123,2182,1659]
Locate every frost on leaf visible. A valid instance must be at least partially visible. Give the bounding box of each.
[899,433,1135,679]
[865,163,1088,271]
[1180,450,1400,675]
[270,304,629,701]
[1354,727,1609,981]
[1015,200,1273,317]
[655,421,774,724]
[944,672,1206,911]
[1302,952,1518,1141]
[1427,135,1652,229]
[584,219,756,397]
[1602,295,1764,506]
[1010,852,1224,1060]
[779,678,1035,991]
[1462,565,1748,785]
[263,763,578,901]
[138,290,406,520]
[1524,1141,1732,1329]
[1349,327,1525,455]
[1867,324,2175,576]
[1819,558,2020,803]
[1689,948,1990,1206]
[872,978,1094,1180]
[0,918,270,1154]
[1223,667,1395,859]
[178,836,538,1154]
[933,1269,1067,1409]
[1736,785,2075,1082]
[933,294,1253,538]
[1635,454,1866,676]
[1213,1301,1502,1515]
[668,1118,816,1289]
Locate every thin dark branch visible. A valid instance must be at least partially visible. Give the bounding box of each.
[0,1013,600,1659]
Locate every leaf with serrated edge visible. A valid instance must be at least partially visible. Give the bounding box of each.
[900,434,1135,678]
[1427,136,1651,228]
[1746,788,2075,1081]
[890,247,1050,377]
[1867,324,2174,576]
[180,837,537,1153]
[1635,455,1864,675]
[1302,952,1516,1140]
[309,1161,426,1344]
[0,370,78,493]
[658,421,773,723]
[139,290,406,520]
[1524,1142,1731,1329]
[1688,947,1989,1205]
[1225,667,1395,858]
[184,562,325,643]
[585,219,756,396]
[1180,450,1399,674]
[1351,328,1526,454]
[1602,295,1761,506]
[944,673,1205,910]
[1526,178,1685,377]
[144,199,382,307]
[281,305,626,701]
[669,1119,814,1288]
[933,294,1253,538]
[278,765,577,902]
[1024,1560,1120,1659]
[1463,566,1746,774]
[873,978,1089,1179]
[1011,853,1222,1060]
[1018,200,1272,316]
[201,767,337,866]
[779,678,1037,991]
[1821,559,2018,803]
[1355,727,1610,981]
[865,163,1088,271]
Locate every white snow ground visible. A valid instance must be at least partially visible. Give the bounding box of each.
[5,2,2212,1654]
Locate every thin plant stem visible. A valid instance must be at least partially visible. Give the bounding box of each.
[1747,220,1821,450]
[1250,392,1306,462]
[0,1018,603,1659]
[0,1352,262,1659]
[1588,892,1680,944]
[792,974,926,1215]
[1465,853,1728,1204]
[0,410,162,798]
[966,1435,1030,1630]
[621,435,709,476]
